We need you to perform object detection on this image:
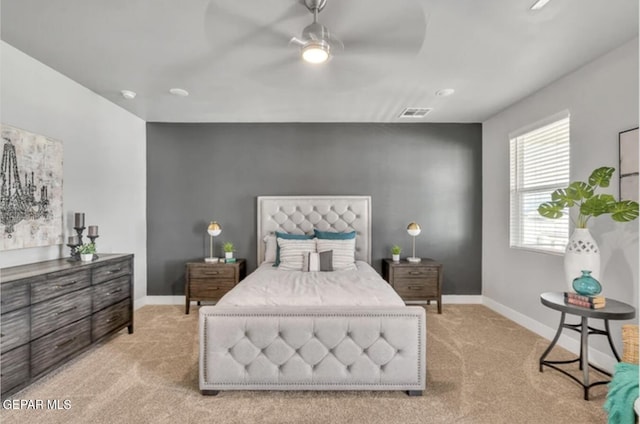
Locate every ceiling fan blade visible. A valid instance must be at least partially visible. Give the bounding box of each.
[289,37,306,47]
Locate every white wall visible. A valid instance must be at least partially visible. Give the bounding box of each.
[0,42,147,303]
[483,38,639,369]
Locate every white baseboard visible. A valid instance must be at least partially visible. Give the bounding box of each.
[443,295,483,304]
[482,296,616,373]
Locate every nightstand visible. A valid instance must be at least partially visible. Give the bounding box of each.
[382,258,443,314]
[185,259,246,314]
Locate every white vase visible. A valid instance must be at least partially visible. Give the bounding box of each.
[225,251,233,259]
[80,253,94,262]
[564,228,600,291]
[392,254,400,262]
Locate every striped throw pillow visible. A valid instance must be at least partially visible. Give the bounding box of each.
[316,238,356,271]
[302,250,333,272]
[277,238,317,271]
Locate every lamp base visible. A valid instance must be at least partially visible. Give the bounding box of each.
[407,257,422,263]
[204,257,219,263]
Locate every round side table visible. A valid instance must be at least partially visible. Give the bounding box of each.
[539,292,636,400]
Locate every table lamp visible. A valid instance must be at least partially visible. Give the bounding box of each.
[406,222,421,263]
[205,221,222,263]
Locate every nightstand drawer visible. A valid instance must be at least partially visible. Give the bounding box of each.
[189,266,236,280]
[190,280,235,300]
[1,308,30,353]
[394,267,438,280]
[394,279,439,299]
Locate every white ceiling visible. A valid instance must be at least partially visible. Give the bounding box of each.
[1,0,637,123]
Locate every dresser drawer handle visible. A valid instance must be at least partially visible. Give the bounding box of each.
[408,271,422,275]
[55,337,76,349]
[106,314,121,324]
[56,306,78,315]
[203,271,219,275]
[107,268,122,274]
[107,288,123,296]
[408,286,423,290]
[56,280,79,289]
[0,333,4,338]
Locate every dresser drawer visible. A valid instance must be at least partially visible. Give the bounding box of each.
[1,279,32,313]
[189,265,236,280]
[393,266,439,280]
[1,308,30,353]
[31,288,92,340]
[1,344,30,395]
[393,279,439,299]
[92,299,131,341]
[31,269,91,304]
[92,276,130,312]
[189,280,235,300]
[31,318,91,377]
[93,258,132,285]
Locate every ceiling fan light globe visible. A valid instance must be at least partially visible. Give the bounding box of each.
[302,42,330,64]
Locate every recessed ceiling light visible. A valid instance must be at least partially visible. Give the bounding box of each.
[530,0,551,10]
[120,90,136,100]
[435,88,455,97]
[169,88,189,97]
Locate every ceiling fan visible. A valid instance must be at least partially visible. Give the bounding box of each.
[288,0,343,64]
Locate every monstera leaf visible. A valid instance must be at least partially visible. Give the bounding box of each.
[588,166,614,188]
[580,194,616,217]
[538,166,638,227]
[610,200,640,222]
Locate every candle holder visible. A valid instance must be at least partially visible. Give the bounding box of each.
[67,224,100,261]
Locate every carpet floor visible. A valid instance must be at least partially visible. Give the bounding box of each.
[1,304,609,423]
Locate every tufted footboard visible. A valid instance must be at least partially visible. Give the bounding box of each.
[199,306,426,395]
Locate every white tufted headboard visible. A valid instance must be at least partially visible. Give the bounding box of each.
[257,196,372,265]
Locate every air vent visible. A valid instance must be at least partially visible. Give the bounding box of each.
[398,108,432,118]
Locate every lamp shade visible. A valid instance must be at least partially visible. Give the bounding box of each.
[207,221,222,237]
[407,222,421,236]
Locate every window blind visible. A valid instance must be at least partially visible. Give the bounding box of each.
[510,113,570,253]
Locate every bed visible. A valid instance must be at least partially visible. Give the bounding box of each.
[199,196,426,395]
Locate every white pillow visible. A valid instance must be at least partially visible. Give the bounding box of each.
[263,235,277,263]
[277,238,316,271]
[316,238,356,271]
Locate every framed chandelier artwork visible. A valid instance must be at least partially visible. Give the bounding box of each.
[1,124,63,250]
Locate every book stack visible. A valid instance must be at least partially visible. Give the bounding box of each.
[225,257,237,264]
[564,292,606,309]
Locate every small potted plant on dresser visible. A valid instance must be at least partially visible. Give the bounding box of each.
[78,243,96,262]
[223,242,235,261]
[391,245,402,262]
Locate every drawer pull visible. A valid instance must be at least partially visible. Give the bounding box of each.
[409,271,422,275]
[55,337,76,349]
[107,268,123,274]
[56,280,79,289]
[408,286,423,290]
[56,306,78,315]
[106,314,121,324]
[0,333,4,338]
[107,288,123,296]
[204,271,219,275]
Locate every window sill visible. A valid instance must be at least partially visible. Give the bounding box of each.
[510,245,565,256]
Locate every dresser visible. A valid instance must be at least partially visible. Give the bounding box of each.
[1,254,134,398]
[185,259,246,314]
[382,258,444,314]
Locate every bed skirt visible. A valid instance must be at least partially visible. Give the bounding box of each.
[199,306,426,395]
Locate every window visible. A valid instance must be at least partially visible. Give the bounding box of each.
[510,112,570,253]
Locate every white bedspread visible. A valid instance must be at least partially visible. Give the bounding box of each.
[217,261,404,307]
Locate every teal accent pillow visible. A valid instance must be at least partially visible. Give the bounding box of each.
[274,231,314,266]
[314,229,357,240]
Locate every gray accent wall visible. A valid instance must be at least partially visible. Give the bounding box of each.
[147,123,481,296]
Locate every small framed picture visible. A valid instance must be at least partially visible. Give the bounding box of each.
[619,127,639,201]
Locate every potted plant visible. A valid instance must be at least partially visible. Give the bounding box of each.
[538,166,638,289]
[77,243,96,262]
[391,245,402,262]
[223,242,234,260]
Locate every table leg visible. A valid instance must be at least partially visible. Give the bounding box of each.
[604,319,621,362]
[581,316,589,400]
[540,312,566,372]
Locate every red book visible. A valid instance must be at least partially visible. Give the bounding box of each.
[564,292,605,304]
